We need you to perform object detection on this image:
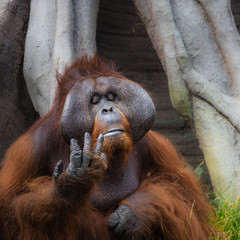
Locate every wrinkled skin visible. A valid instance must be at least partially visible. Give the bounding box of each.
[54,134,107,198]
[61,76,156,146]
[108,205,140,239]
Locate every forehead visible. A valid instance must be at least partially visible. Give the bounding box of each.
[83,76,124,86]
[72,76,126,95]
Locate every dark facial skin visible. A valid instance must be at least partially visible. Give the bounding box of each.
[61,76,156,147]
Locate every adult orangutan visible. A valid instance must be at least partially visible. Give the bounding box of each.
[0,56,215,240]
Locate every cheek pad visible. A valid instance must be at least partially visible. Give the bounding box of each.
[96,77,156,142]
[117,80,156,144]
[60,77,156,146]
[60,85,94,146]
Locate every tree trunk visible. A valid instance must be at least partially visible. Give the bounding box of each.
[23,0,99,116]
[0,0,37,160]
[134,0,240,200]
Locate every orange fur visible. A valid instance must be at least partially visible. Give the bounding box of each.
[0,56,216,240]
[91,112,132,162]
[0,130,216,240]
[121,131,215,239]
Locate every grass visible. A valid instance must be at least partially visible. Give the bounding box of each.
[211,194,240,240]
[194,161,240,240]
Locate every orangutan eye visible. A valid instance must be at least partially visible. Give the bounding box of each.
[107,93,115,101]
[91,94,100,104]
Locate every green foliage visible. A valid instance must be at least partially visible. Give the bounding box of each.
[194,162,240,239]
[194,161,205,179]
[211,194,240,240]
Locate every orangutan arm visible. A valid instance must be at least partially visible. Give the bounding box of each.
[0,133,106,240]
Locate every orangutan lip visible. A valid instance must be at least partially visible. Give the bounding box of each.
[103,128,124,137]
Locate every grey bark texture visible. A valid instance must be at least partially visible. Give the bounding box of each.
[0,0,37,160]
[134,0,240,199]
[23,0,99,116]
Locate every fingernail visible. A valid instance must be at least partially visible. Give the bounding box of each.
[85,132,90,138]
[58,160,63,167]
[101,153,107,162]
[70,138,78,144]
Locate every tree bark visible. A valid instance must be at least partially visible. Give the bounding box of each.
[23,0,99,116]
[0,0,37,160]
[134,0,240,200]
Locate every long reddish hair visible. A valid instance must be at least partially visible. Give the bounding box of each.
[122,131,216,239]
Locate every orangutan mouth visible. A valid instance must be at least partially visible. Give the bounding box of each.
[103,128,124,137]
